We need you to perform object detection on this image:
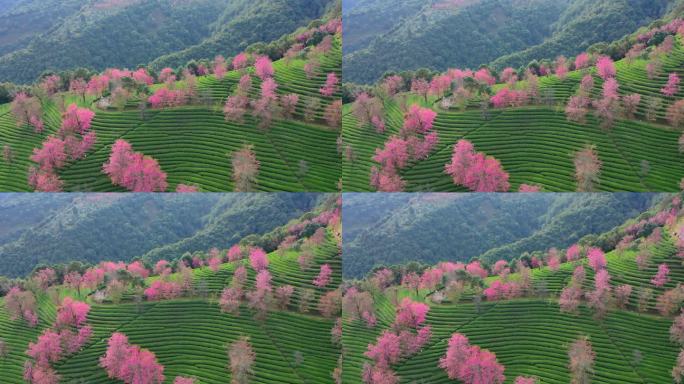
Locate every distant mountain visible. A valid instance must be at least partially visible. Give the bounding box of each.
[149,0,334,71]
[0,193,324,277]
[342,193,661,278]
[343,0,674,84]
[0,0,334,84]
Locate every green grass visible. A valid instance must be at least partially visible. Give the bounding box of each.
[0,231,341,383]
[0,38,342,192]
[342,37,684,192]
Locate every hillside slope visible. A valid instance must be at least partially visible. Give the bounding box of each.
[0,0,334,84]
[0,30,342,192]
[342,32,684,192]
[343,0,673,84]
[343,193,658,278]
[0,198,342,383]
[342,197,683,383]
[0,194,323,278]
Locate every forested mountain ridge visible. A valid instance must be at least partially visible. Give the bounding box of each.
[150,0,335,71]
[343,0,675,84]
[0,0,335,84]
[343,194,661,278]
[0,194,325,278]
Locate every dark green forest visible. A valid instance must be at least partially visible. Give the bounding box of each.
[343,0,675,84]
[0,193,326,278]
[0,0,334,84]
[342,193,662,278]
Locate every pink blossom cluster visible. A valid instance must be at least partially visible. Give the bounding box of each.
[100,332,165,384]
[144,280,182,301]
[254,56,274,80]
[232,52,249,71]
[159,68,176,83]
[662,73,681,97]
[11,93,44,132]
[320,72,339,97]
[5,287,39,327]
[148,87,187,108]
[227,244,244,262]
[419,268,444,291]
[363,298,432,383]
[596,56,616,80]
[490,88,529,108]
[474,68,496,86]
[106,68,132,81]
[40,75,61,96]
[575,52,591,70]
[370,137,409,192]
[370,105,440,191]
[484,280,522,301]
[313,264,333,287]
[651,263,671,287]
[86,75,110,97]
[61,104,95,136]
[249,247,269,271]
[444,139,510,192]
[24,295,93,384]
[587,247,606,271]
[154,260,172,276]
[637,18,684,43]
[132,68,154,85]
[102,139,168,192]
[439,333,506,384]
[55,297,90,329]
[429,74,452,97]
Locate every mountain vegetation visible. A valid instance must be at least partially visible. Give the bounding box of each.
[343,193,660,278]
[0,193,325,278]
[343,0,675,84]
[0,0,335,85]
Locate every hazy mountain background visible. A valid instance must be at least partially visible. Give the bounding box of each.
[343,0,676,83]
[343,193,662,278]
[0,193,326,277]
[0,0,335,84]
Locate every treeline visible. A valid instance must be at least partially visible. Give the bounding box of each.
[343,194,661,278]
[343,0,674,84]
[140,194,329,263]
[0,194,326,278]
[0,0,336,84]
[491,0,677,71]
[357,194,674,282]
[479,194,661,263]
[150,0,337,70]
[0,194,337,296]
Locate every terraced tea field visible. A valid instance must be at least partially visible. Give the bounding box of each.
[0,230,341,383]
[343,298,676,384]
[342,38,684,192]
[342,212,684,383]
[0,38,342,192]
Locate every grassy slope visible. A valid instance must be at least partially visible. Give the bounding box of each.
[0,231,341,384]
[0,37,341,192]
[342,234,682,383]
[342,37,684,192]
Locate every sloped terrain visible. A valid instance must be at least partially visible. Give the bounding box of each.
[342,36,684,192]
